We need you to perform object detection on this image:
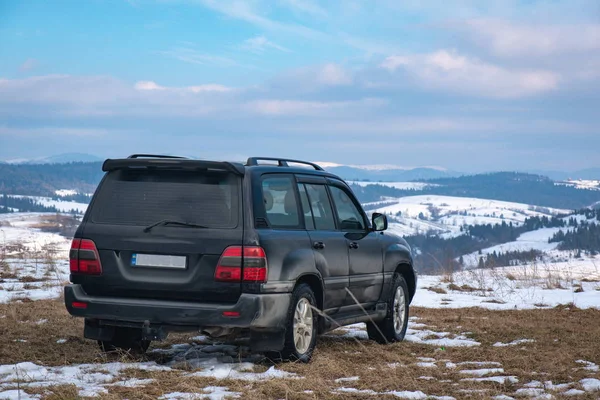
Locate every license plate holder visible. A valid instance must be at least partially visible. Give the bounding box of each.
[131,253,187,269]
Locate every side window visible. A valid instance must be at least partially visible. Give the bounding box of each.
[298,184,315,230]
[329,186,366,231]
[261,176,299,228]
[304,184,336,230]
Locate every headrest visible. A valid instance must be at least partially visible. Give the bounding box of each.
[284,190,297,214]
[263,191,274,211]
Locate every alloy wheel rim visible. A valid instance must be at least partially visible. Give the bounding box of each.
[293,298,313,354]
[393,286,406,334]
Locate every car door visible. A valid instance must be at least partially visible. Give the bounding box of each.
[328,181,384,306]
[296,175,350,311]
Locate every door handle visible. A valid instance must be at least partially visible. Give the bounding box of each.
[349,242,359,249]
[313,241,325,250]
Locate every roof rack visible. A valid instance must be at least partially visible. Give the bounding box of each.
[246,157,324,171]
[127,154,188,159]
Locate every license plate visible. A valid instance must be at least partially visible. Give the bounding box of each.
[131,253,187,269]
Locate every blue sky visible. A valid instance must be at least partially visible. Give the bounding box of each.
[0,0,599,172]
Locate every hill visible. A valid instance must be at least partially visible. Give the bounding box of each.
[351,172,600,210]
[0,162,104,196]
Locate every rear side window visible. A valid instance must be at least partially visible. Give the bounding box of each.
[91,169,239,228]
[304,184,336,230]
[261,176,300,228]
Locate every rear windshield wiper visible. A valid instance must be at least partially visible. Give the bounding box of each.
[143,219,209,232]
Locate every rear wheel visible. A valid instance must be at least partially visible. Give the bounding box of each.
[367,274,409,344]
[98,327,150,354]
[269,283,318,362]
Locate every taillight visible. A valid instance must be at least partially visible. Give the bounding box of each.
[215,246,268,283]
[69,238,103,275]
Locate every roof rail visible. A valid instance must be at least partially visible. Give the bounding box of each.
[246,157,324,171]
[127,154,188,159]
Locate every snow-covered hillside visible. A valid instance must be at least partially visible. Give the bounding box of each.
[556,180,600,191]
[369,195,570,237]
[2,195,88,213]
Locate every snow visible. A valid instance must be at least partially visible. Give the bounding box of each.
[459,368,504,376]
[0,361,170,398]
[461,376,519,384]
[556,180,600,191]
[575,360,599,372]
[0,390,40,400]
[493,339,535,347]
[54,189,78,197]
[335,376,359,383]
[3,195,88,213]
[191,364,298,381]
[413,259,600,310]
[564,389,585,396]
[0,213,73,255]
[515,388,547,397]
[333,318,481,347]
[159,388,241,400]
[462,228,564,267]
[580,378,600,392]
[370,195,570,237]
[334,387,431,399]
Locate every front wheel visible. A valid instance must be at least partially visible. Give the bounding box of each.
[269,283,318,362]
[367,274,409,344]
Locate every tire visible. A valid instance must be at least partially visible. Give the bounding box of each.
[270,283,318,363]
[98,327,150,355]
[367,274,409,344]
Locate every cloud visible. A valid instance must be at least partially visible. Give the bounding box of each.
[381,50,559,98]
[19,59,38,72]
[316,63,353,86]
[159,47,237,67]
[134,81,165,90]
[280,0,328,17]
[241,36,290,54]
[458,19,600,58]
[0,126,120,137]
[245,97,384,116]
[197,0,325,40]
[134,81,233,93]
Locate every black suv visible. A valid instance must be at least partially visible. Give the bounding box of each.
[65,155,416,362]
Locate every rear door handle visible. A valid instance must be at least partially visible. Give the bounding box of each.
[349,242,359,249]
[313,241,325,249]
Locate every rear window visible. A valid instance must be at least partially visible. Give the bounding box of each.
[91,169,240,228]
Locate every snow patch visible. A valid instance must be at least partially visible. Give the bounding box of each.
[580,378,600,392]
[158,387,241,400]
[493,339,535,347]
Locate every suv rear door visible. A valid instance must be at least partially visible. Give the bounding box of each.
[75,167,244,304]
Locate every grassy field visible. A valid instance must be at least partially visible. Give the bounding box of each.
[1,299,599,399]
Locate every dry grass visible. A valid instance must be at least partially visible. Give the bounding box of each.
[447,283,481,293]
[1,300,599,399]
[425,286,447,294]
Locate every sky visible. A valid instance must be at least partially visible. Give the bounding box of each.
[0,0,599,172]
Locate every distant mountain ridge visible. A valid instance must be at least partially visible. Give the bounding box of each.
[4,153,102,165]
[322,165,461,181]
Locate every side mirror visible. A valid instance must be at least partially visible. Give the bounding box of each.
[372,213,388,231]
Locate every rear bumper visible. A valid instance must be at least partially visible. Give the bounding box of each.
[64,284,291,331]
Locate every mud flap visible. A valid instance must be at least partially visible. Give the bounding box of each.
[249,330,285,352]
